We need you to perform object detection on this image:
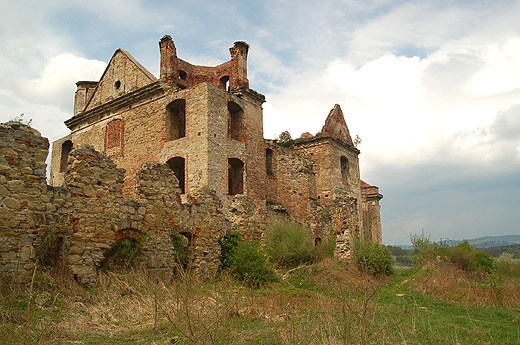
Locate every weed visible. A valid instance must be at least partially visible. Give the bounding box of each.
[172,233,190,269]
[219,231,240,270]
[227,241,277,288]
[265,220,315,269]
[352,238,393,276]
[101,236,142,271]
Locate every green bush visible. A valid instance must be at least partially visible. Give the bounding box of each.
[219,232,240,270]
[172,234,190,268]
[352,238,393,276]
[265,220,315,269]
[227,241,277,288]
[102,237,142,270]
[313,234,336,261]
[496,253,520,278]
[410,232,449,266]
[411,233,497,274]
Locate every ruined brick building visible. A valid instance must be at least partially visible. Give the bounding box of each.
[1,36,382,283]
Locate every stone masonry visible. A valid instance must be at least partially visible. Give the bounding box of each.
[0,121,252,283]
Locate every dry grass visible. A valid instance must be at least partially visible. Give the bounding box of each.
[1,259,519,344]
[412,262,520,308]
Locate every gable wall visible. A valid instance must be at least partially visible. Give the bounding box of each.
[85,52,156,112]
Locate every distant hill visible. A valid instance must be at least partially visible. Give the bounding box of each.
[393,235,520,250]
[445,235,520,248]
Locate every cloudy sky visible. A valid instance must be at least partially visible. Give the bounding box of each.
[1,0,519,244]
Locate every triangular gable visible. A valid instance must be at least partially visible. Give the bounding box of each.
[84,49,157,112]
[321,104,354,146]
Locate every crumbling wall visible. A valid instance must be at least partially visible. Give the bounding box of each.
[1,122,270,283]
[0,122,49,274]
[264,140,361,257]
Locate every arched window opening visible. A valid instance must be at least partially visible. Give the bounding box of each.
[60,140,73,173]
[228,158,244,195]
[179,70,187,80]
[266,148,274,175]
[228,101,244,141]
[219,76,230,91]
[166,99,186,141]
[340,156,349,185]
[167,157,186,194]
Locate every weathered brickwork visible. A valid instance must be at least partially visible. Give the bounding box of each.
[2,35,383,281]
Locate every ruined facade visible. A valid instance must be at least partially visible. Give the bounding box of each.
[1,36,382,282]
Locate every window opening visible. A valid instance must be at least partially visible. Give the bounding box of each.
[166,99,186,141]
[60,140,73,173]
[167,157,186,194]
[341,156,349,185]
[228,101,244,141]
[228,158,244,195]
[219,76,230,91]
[179,70,187,80]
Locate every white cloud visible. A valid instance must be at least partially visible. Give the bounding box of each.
[18,54,106,111]
[465,38,520,97]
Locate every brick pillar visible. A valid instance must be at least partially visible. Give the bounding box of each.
[159,35,178,85]
[229,41,249,89]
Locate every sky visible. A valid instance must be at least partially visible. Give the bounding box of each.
[1,0,519,244]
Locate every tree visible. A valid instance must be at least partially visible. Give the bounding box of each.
[276,130,293,147]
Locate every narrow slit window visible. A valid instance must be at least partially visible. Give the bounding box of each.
[266,148,274,175]
[340,156,349,185]
[60,140,73,173]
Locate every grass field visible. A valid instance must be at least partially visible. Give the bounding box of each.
[1,258,519,344]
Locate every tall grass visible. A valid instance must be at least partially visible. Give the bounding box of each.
[1,258,519,344]
[264,219,316,269]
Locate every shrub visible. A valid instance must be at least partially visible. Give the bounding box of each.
[172,234,190,268]
[496,252,520,278]
[102,237,142,270]
[352,238,393,276]
[313,234,336,261]
[35,232,64,268]
[439,241,495,274]
[219,232,240,270]
[227,241,277,288]
[265,220,315,269]
[410,232,448,266]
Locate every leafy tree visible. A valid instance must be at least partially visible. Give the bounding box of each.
[276,130,294,147]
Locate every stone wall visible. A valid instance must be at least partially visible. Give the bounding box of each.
[0,122,49,274]
[1,121,265,283]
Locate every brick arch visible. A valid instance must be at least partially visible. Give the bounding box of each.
[112,220,147,239]
[219,75,230,91]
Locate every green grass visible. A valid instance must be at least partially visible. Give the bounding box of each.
[1,260,519,345]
